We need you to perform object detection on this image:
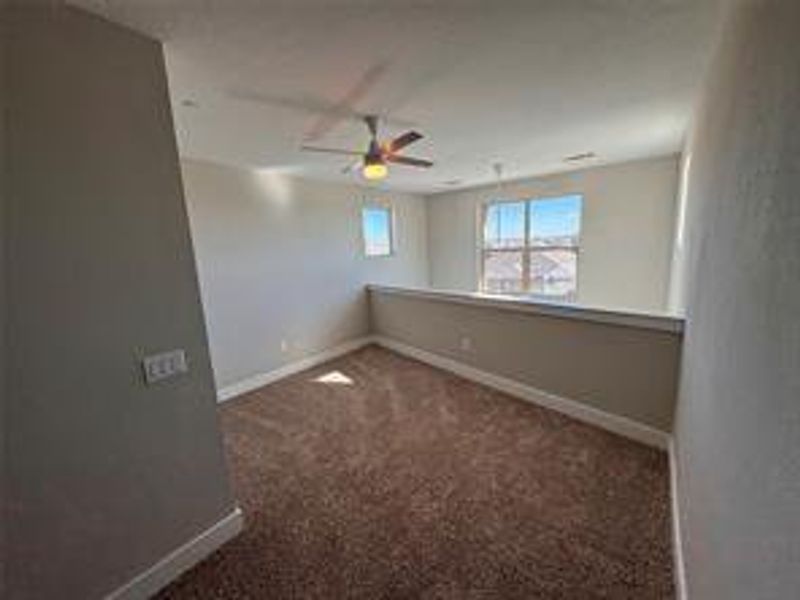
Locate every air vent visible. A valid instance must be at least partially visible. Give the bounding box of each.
[564,152,596,163]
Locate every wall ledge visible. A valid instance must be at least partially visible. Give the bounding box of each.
[368,285,684,334]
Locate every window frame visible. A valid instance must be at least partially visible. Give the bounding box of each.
[478,195,582,301]
[361,201,396,258]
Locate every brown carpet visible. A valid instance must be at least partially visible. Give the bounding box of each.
[157,345,673,599]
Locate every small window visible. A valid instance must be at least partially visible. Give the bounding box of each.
[362,205,394,257]
[481,195,582,302]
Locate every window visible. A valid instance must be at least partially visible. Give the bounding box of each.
[481,195,582,302]
[362,205,394,257]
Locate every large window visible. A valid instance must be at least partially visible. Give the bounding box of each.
[481,195,582,302]
[362,204,394,257]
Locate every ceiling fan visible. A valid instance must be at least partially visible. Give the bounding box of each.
[300,115,433,181]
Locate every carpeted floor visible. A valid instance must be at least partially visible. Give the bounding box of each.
[157,345,674,599]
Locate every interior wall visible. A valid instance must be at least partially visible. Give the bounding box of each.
[370,288,682,432]
[5,6,235,598]
[0,1,8,595]
[427,156,679,314]
[181,158,430,392]
[672,0,800,598]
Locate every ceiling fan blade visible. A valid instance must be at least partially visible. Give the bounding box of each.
[231,90,355,118]
[386,155,433,168]
[301,145,362,156]
[305,61,389,141]
[388,130,423,152]
[365,115,379,139]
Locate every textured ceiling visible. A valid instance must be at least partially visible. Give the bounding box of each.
[72,0,721,193]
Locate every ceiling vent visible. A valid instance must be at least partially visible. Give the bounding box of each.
[563,152,596,163]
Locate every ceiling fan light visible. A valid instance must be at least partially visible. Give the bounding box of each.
[362,161,388,180]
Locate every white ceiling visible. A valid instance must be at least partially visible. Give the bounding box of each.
[73,0,721,194]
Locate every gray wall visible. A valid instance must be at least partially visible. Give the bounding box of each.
[371,289,681,432]
[181,158,429,392]
[426,156,679,313]
[5,7,235,598]
[672,0,800,598]
[1,1,8,595]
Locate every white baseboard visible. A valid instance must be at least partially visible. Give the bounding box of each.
[217,336,375,402]
[373,335,670,450]
[106,506,243,600]
[669,440,688,600]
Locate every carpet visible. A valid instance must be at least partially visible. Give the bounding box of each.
[157,345,673,599]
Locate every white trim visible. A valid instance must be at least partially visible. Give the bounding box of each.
[368,285,684,334]
[373,335,670,449]
[670,440,688,600]
[217,337,375,402]
[105,507,243,600]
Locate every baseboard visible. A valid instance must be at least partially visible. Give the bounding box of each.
[105,506,243,600]
[217,336,375,402]
[669,440,688,600]
[373,335,670,450]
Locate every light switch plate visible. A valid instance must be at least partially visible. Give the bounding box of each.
[142,349,188,384]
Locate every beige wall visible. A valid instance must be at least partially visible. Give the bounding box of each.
[5,7,235,598]
[181,159,429,392]
[671,1,800,598]
[427,156,679,313]
[370,289,681,431]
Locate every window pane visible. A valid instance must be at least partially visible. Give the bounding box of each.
[363,206,392,256]
[484,201,526,249]
[529,249,578,301]
[483,250,524,293]
[529,195,582,247]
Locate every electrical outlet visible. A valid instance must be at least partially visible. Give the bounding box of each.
[142,349,188,384]
[459,336,474,352]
